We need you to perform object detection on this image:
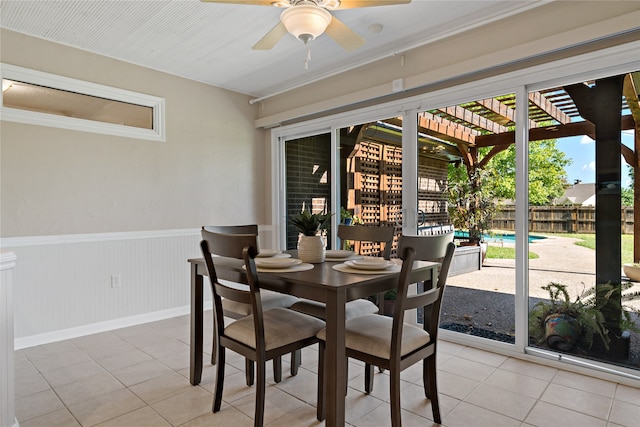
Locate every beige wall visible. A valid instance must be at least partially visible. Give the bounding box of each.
[1,29,264,237]
[255,1,640,127]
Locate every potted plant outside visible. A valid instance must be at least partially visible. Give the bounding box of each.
[447,167,496,262]
[340,207,353,225]
[383,288,397,317]
[623,263,640,282]
[529,282,640,352]
[291,209,332,263]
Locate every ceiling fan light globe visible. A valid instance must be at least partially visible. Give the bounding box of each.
[281,4,331,41]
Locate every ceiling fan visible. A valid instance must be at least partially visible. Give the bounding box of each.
[201,0,411,52]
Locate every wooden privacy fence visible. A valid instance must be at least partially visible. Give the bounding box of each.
[491,206,635,234]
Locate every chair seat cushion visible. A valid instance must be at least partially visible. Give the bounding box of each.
[225,307,325,351]
[289,298,379,320]
[222,288,299,317]
[317,314,431,359]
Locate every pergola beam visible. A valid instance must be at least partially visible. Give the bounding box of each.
[474,115,635,147]
[528,91,572,124]
[436,105,509,135]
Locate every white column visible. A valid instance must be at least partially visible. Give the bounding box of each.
[0,252,18,427]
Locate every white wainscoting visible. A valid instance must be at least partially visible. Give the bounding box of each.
[1,252,18,427]
[2,229,206,349]
[2,225,276,349]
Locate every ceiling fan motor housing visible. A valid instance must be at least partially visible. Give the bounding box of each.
[280,3,332,43]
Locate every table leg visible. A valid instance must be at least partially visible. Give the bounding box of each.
[324,290,347,427]
[190,263,204,385]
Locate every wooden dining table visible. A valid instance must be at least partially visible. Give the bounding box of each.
[187,253,439,427]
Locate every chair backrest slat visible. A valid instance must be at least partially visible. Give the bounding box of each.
[202,231,257,259]
[337,224,395,259]
[403,287,441,311]
[203,224,258,235]
[397,231,453,263]
[214,282,253,305]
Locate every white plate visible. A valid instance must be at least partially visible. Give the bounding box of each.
[255,258,302,269]
[256,249,280,258]
[345,259,394,271]
[351,257,391,266]
[325,250,355,259]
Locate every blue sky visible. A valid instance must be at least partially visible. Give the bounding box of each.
[556,129,635,187]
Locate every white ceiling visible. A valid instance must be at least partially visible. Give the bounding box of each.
[0,0,547,99]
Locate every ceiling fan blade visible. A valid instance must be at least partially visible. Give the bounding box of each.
[252,22,288,50]
[200,0,277,5]
[324,17,364,52]
[334,0,411,9]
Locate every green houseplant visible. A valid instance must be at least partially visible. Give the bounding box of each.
[340,207,353,225]
[529,282,640,352]
[447,167,497,244]
[291,209,332,263]
[291,209,331,236]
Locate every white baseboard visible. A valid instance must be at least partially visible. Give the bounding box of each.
[14,301,212,350]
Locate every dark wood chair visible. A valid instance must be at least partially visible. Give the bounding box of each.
[316,240,456,426]
[202,225,299,383]
[288,224,395,319]
[337,224,395,259]
[200,229,325,427]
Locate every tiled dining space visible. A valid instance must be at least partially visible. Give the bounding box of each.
[14,310,640,427]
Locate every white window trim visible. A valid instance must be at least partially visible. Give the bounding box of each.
[1,63,165,141]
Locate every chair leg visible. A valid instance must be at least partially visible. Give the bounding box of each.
[245,359,255,386]
[291,350,301,376]
[316,341,325,422]
[255,360,266,427]
[424,356,441,424]
[246,357,283,385]
[389,367,402,427]
[345,359,349,395]
[211,318,218,365]
[364,363,375,393]
[212,347,225,413]
[273,356,282,383]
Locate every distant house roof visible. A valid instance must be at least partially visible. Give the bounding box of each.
[554,183,596,206]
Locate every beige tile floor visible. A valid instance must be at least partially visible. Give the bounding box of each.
[14,312,640,427]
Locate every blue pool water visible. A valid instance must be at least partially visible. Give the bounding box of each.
[454,230,546,243]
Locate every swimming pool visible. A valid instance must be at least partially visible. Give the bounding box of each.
[454,230,546,243]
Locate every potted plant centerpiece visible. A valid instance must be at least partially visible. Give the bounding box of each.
[291,209,332,263]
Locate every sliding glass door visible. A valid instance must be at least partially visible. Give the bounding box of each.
[271,43,640,381]
[526,70,640,376]
[414,93,519,346]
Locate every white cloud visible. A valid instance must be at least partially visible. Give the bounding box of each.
[582,161,596,171]
[580,135,594,144]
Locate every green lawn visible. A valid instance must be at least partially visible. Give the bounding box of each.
[554,233,634,264]
[486,245,539,259]
[486,233,634,263]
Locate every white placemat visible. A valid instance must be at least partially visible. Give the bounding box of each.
[243,263,314,273]
[332,263,401,274]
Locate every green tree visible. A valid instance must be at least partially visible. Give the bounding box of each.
[488,139,571,205]
[448,138,570,237]
[621,164,634,206]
